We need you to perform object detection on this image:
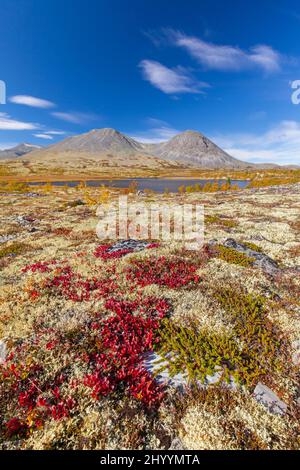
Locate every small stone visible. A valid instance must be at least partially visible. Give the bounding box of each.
[0,340,7,364]
[26,193,40,198]
[16,215,31,226]
[169,437,186,450]
[253,382,287,416]
[291,340,300,366]
[107,239,154,254]
[144,351,188,390]
[0,234,18,244]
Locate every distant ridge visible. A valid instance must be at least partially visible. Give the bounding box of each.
[0,143,42,160]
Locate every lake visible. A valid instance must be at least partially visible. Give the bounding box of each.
[30,178,249,193]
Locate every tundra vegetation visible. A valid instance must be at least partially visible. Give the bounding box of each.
[0,178,299,450]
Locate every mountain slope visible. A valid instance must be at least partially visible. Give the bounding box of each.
[146,130,249,168]
[46,128,144,154]
[0,143,42,160]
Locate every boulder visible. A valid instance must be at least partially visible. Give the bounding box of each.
[253,382,287,416]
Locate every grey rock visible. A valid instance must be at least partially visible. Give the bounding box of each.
[144,352,237,391]
[0,340,7,364]
[16,215,31,226]
[286,266,300,274]
[107,239,156,254]
[23,192,40,198]
[0,234,19,244]
[169,437,186,451]
[291,340,300,367]
[223,238,280,275]
[144,352,188,391]
[253,382,287,416]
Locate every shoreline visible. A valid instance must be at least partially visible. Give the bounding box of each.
[0,174,252,183]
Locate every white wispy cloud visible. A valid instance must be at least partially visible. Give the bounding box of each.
[139,60,209,94]
[33,133,54,140]
[0,112,38,130]
[248,45,281,72]
[45,130,66,135]
[145,117,169,127]
[158,29,282,73]
[213,120,300,165]
[33,130,67,140]
[130,125,179,143]
[51,111,98,124]
[10,95,56,109]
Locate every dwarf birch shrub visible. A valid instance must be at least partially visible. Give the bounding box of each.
[156,289,287,387]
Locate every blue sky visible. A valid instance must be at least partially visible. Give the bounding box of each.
[0,0,300,164]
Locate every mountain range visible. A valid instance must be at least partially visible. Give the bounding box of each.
[0,128,288,169]
[17,128,250,169]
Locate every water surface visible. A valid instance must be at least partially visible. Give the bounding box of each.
[30,178,248,193]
